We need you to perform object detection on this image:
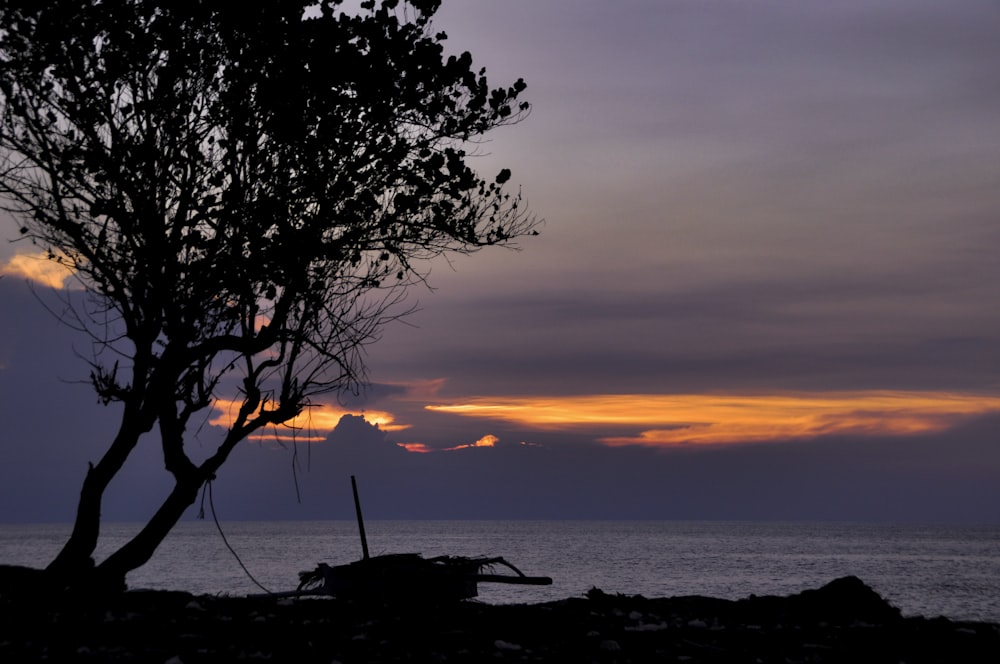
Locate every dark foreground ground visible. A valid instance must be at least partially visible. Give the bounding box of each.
[2,575,998,663]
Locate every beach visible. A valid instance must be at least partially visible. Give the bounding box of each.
[2,575,998,663]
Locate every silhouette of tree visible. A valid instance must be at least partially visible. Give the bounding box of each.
[0,0,535,589]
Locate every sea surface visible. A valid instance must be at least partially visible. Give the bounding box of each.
[2,520,998,623]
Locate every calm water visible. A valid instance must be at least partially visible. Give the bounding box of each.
[2,520,998,623]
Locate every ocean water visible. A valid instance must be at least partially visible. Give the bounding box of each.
[2,520,998,623]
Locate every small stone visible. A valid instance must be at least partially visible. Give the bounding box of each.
[600,640,621,652]
[687,619,707,628]
[495,640,522,651]
[625,622,668,632]
[803,643,832,650]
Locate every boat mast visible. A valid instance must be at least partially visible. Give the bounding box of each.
[351,475,371,560]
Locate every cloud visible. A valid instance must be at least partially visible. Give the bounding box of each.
[440,433,500,452]
[334,380,426,409]
[397,442,434,454]
[0,251,76,289]
[209,399,410,442]
[397,433,501,454]
[371,0,1000,402]
[214,410,1000,522]
[426,391,1000,447]
[212,377,458,444]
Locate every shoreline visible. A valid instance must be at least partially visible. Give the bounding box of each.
[3,575,999,662]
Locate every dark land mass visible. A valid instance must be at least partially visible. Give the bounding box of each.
[2,573,998,663]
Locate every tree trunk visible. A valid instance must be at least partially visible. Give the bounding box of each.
[94,420,254,586]
[95,473,205,586]
[45,411,150,584]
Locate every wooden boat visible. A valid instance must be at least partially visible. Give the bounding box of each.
[296,553,552,601]
[271,477,552,601]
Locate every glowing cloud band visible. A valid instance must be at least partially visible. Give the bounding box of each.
[426,391,1000,446]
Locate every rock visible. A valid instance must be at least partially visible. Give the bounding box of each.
[792,576,902,625]
[494,640,521,651]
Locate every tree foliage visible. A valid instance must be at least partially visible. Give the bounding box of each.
[0,0,535,585]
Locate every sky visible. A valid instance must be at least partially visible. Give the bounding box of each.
[1,0,999,524]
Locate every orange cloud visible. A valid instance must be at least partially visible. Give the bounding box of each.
[397,442,434,453]
[426,391,1000,447]
[471,434,499,448]
[0,251,76,289]
[443,433,499,451]
[396,433,500,454]
[210,398,409,442]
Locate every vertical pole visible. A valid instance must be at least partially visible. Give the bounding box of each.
[351,475,370,560]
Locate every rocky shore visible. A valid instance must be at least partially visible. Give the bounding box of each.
[2,575,998,662]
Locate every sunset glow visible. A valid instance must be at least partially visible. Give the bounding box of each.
[397,434,499,454]
[2,0,999,527]
[470,434,499,448]
[427,392,1000,447]
[0,251,75,289]
[397,442,434,453]
[444,433,499,451]
[210,399,408,442]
